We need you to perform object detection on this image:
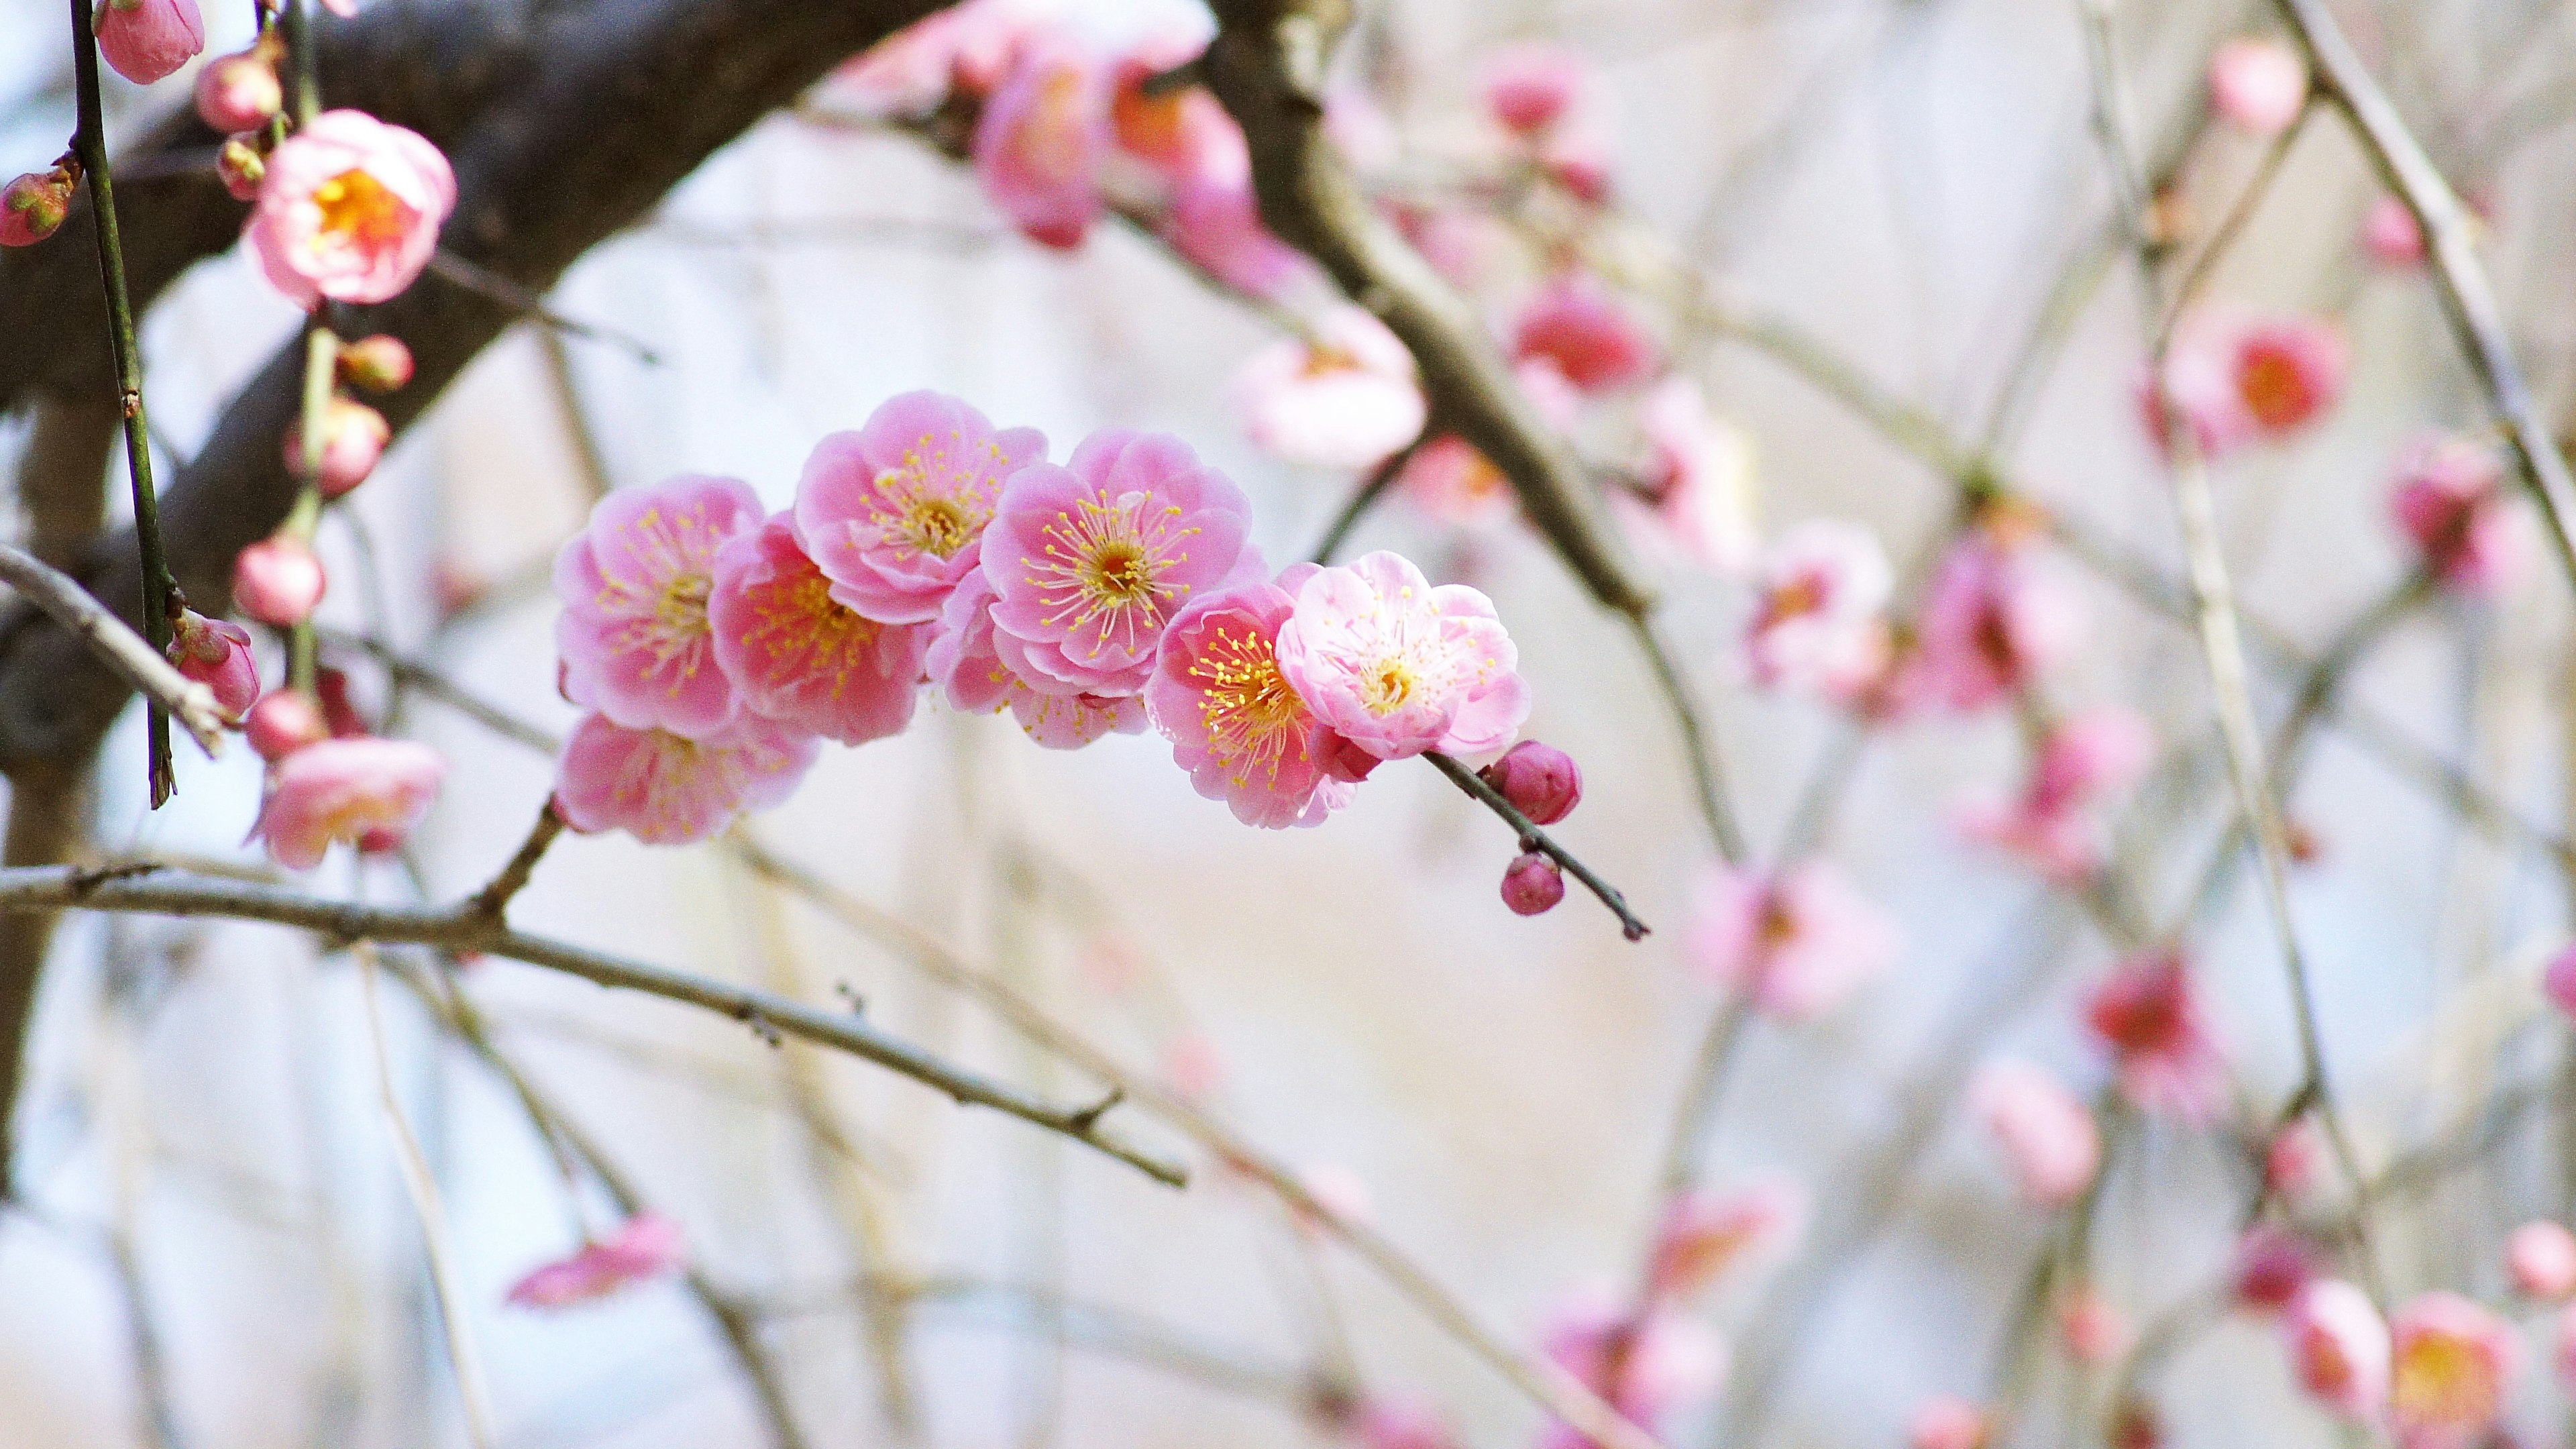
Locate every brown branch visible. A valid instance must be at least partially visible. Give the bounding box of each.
[0,543,226,753]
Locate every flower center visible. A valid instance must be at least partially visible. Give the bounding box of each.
[1358,656,1418,714]
[2394,1337,2495,1422]
[656,572,712,636]
[900,495,975,559]
[2237,346,2314,428]
[1192,622,1305,783]
[1085,541,1154,602]
[312,168,412,256]
[1024,490,1199,654]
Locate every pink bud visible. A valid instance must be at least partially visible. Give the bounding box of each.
[1482,44,1587,136]
[2285,1279,2392,1419]
[2546,945,2576,1021]
[215,136,264,201]
[1501,851,1564,916]
[338,334,414,392]
[1481,740,1582,824]
[2057,1282,2129,1364]
[2508,1222,2576,1301]
[283,396,390,498]
[2264,1116,2327,1202]
[166,609,260,716]
[232,536,325,625]
[2233,1226,2317,1312]
[193,50,280,131]
[93,0,206,85]
[1905,1395,1990,1449]
[2360,194,2425,267]
[245,690,327,761]
[0,168,75,248]
[2206,37,2306,136]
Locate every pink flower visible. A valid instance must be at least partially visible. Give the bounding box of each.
[2084,948,2226,1122]
[2233,1226,2318,1312]
[2363,194,2427,266]
[505,1213,686,1310]
[1483,42,1591,136]
[251,736,445,869]
[827,0,1036,116]
[283,396,390,498]
[2206,38,2307,136]
[2266,1116,2328,1202]
[1539,1292,1727,1448]
[1682,861,1900,1022]
[0,167,75,248]
[1957,706,2153,882]
[1646,1177,1806,1299]
[2389,1291,2516,1446]
[2150,306,2348,456]
[1480,740,1581,824]
[1165,173,1311,299]
[794,391,1045,627]
[233,535,327,626]
[1635,377,1757,573]
[553,710,818,846]
[1350,1396,1459,1449]
[983,429,1253,696]
[1905,1396,1990,1449]
[2057,1282,2129,1365]
[708,512,931,746]
[2546,945,2576,1020]
[1908,534,2078,712]
[1511,274,1658,393]
[1274,550,1528,761]
[248,109,454,307]
[554,474,763,738]
[926,570,1148,749]
[168,610,260,716]
[2390,435,2528,594]
[1970,1059,2100,1208]
[1144,570,1356,828]
[2286,1279,2391,1420]
[1234,307,1426,470]
[1399,437,1514,527]
[1744,521,1893,698]
[973,41,1111,249]
[2508,1221,2576,1301]
[93,0,204,85]
[1112,68,1237,193]
[193,50,280,132]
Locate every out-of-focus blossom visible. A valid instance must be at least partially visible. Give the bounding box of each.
[1539,1292,1727,1449]
[2233,1226,2318,1312]
[2206,37,2306,136]
[1536,125,1615,206]
[1647,1177,1805,1299]
[1111,73,1236,194]
[215,138,262,201]
[1905,1395,1991,1449]
[2285,1279,2390,1421]
[2084,947,2226,1122]
[796,390,1044,627]
[252,736,445,869]
[1501,851,1565,916]
[1957,706,2153,882]
[2388,1291,2515,1446]
[2265,1116,2328,1203]
[2361,194,2426,267]
[233,535,326,626]
[1481,740,1582,825]
[2149,306,2348,457]
[245,691,328,761]
[168,610,260,716]
[1234,307,1426,470]
[1397,205,1511,291]
[1275,549,1527,761]
[248,109,454,307]
[0,166,75,247]
[283,396,390,498]
[505,1213,686,1309]
[1909,533,2078,713]
[339,334,414,393]
[1970,1059,2100,1209]
[1349,1395,1458,1449]
[973,41,1111,249]
[1635,378,1758,574]
[1743,521,1893,699]
[554,474,763,738]
[2057,1281,2129,1364]
[1683,861,1899,1022]
[193,49,279,132]
[1482,42,1591,137]
[2508,1221,2576,1301]
[1145,570,1356,828]
[1511,274,1658,393]
[1399,437,1514,528]
[709,513,931,746]
[552,710,818,846]
[1324,87,1399,173]
[94,0,204,85]
[1164,1028,1226,1099]
[2389,435,2528,595]
[928,571,1149,749]
[1165,172,1312,299]
[826,0,1035,117]
[2546,945,2576,1021]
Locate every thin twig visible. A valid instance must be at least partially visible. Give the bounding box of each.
[1307,439,1421,564]
[0,544,225,753]
[469,798,565,919]
[427,251,665,366]
[1424,751,1650,940]
[1621,612,1750,863]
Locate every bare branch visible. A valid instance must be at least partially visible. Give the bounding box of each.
[0,543,223,754]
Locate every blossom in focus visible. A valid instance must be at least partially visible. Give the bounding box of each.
[1905,1396,1991,1449]
[1511,274,1658,393]
[1635,376,1758,573]
[1743,521,1893,699]
[795,390,1045,627]
[1234,307,1426,470]
[1539,1291,1727,1448]
[233,535,327,626]
[554,474,763,737]
[552,710,819,846]
[2084,947,2226,1122]
[1909,533,2079,713]
[505,1213,686,1309]
[2284,1279,2390,1420]
[248,109,454,307]
[2150,306,2348,457]
[1647,1177,1806,1300]
[1481,740,1582,825]
[1682,861,1900,1022]
[2389,435,2528,595]
[1399,437,1514,527]
[928,570,1148,749]
[973,41,1111,250]
[1275,549,1528,762]
[2233,1226,2318,1312]
[1970,1059,2099,1208]
[1501,852,1564,915]
[1144,570,1356,828]
[284,396,390,498]
[93,0,204,85]
[0,167,75,247]
[709,513,932,746]
[252,736,445,869]
[168,610,260,716]
[2508,1221,2576,1301]
[194,49,280,132]
[2206,37,2306,136]
[1957,706,2153,882]
[2388,1291,2516,1446]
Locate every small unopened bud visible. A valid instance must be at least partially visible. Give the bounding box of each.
[337,334,414,392]
[0,167,75,248]
[94,0,206,86]
[193,50,280,132]
[1480,740,1582,824]
[232,535,325,625]
[1500,851,1564,916]
[216,136,264,201]
[167,608,261,715]
[283,396,389,497]
[244,690,327,760]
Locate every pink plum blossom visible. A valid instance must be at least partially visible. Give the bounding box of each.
[248,109,454,307]
[1744,521,1893,698]
[1234,307,1426,470]
[2390,435,2528,594]
[1682,861,1899,1022]
[2084,948,2226,1122]
[552,710,819,846]
[1538,1291,1727,1449]
[1164,172,1311,299]
[2057,1281,2129,1364]
[193,50,280,133]
[168,610,260,716]
[2508,1221,2576,1301]
[2389,1291,2516,1447]
[1635,376,1757,573]
[505,1213,686,1309]
[233,535,326,626]
[1957,706,2153,882]
[827,0,1036,117]
[1483,42,1591,137]
[973,40,1111,249]
[1970,1059,2100,1208]
[283,396,390,498]
[2151,306,2348,457]
[1908,533,2078,712]
[1112,66,1236,192]
[1511,274,1658,393]
[555,474,763,737]
[2286,1279,2391,1420]
[2234,1226,2318,1312]
[1275,549,1528,761]
[928,570,1148,749]
[708,513,931,747]
[2206,37,2307,136]
[983,429,1253,696]
[1646,1177,1806,1299]
[2546,945,2576,1020]
[1145,570,1356,828]
[93,0,204,85]
[794,390,1045,627]
[1906,1396,1991,1449]
[251,737,445,869]
[1399,437,1513,527]
[2363,194,2427,267]
[246,692,327,762]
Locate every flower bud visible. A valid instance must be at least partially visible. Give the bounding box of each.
[215,136,264,201]
[193,50,280,132]
[94,0,207,85]
[283,396,389,497]
[1481,739,1582,824]
[244,690,327,761]
[2233,1225,2317,1312]
[1501,851,1564,916]
[167,608,260,715]
[2509,1221,2576,1301]
[0,168,75,248]
[337,334,414,392]
[232,535,325,625]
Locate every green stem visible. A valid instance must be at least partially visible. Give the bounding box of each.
[282,0,320,125]
[286,327,336,698]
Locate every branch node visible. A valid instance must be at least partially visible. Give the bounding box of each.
[1067,1086,1125,1134]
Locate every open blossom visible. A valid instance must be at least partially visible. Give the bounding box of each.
[1635,376,1757,573]
[1970,1059,2100,1208]
[168,611,260,716]
[506,1213,686,1309]
[1647,1177,1806,1299]
[1744,521,1892,697]
[1909,533,2078,712]
[1146,568,1356,828]
[2084,949,2225,1121]
[252,737,445,869]
[708,513,931,746]
[555,474,763,737]
[2286,1279,2391,1420]
[1539,1291,1727,1449]
[94,0,205,85]
[985,429,1253,696]
[2390,436,2527,594]
[1400,437,1513,527]
[2508,1221,2576,1301]
[553,710,818,846]
[2151,306,2348,457]
[973,41,1110,249]
[2206,37,2306,136]
[795,391,1044,627]
[928,570,1146,748]
[1275,550,1527,761]
[1234,307,1426,470]
[2389,1292,2516,1447]
[249,109,454,307]
[1511,274,1657,393]
[1957,706,2153,882]
[1682,861,1899,1022]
